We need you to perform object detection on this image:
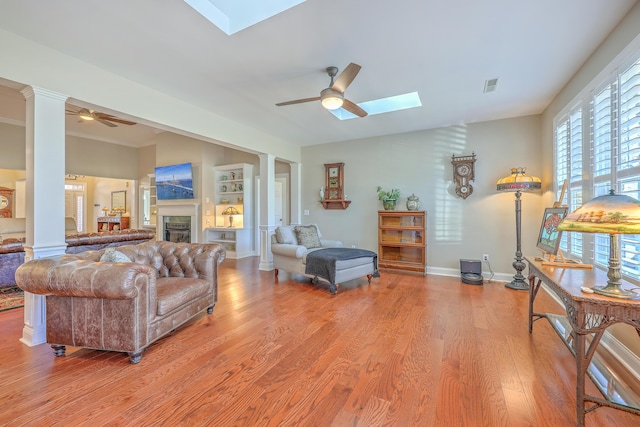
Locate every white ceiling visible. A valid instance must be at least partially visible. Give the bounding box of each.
[0,0,636,148]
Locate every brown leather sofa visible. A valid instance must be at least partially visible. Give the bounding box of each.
[15,240,225,363]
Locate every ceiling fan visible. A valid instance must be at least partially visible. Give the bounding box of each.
[276,63,368,118]
[66,108,136,127]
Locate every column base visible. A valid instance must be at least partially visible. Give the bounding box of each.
[258,224,275,271]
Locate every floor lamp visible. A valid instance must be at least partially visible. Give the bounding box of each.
[497,168,542,290]
[558,190,640,299]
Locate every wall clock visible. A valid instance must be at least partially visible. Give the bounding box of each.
[451,153,476,199]
[0,187,14,218]
[321,162,351,209]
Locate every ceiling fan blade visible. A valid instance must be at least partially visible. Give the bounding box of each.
[276,96,321,106]
[332,63,361,93]
[94,113,136,125]
[95,118,117,127]
[342,99,368,118]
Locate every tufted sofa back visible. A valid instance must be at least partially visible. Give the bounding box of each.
[114,240,223,280]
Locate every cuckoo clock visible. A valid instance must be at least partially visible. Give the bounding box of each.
[451,153,477,199]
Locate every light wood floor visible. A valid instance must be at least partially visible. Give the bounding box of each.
[1,257,639,426]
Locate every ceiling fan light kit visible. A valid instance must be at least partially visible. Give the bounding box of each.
[78,111,94,121]
[66,108,137,128]
[320,88,344,110]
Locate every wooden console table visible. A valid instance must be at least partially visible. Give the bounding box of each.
[526,256,640,426]
[97,216,130,232]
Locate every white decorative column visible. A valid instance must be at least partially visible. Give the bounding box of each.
[258,154,276,271]
[20,86,68,347]
[289,162,302,225]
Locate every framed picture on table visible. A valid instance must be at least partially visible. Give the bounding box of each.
[536,207,568,255]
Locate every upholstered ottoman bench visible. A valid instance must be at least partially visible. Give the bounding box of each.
[304,247,380,294]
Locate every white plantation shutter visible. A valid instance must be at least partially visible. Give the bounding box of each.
[592,86,612,178]
[570,110,583,181]
[618,59,640,279]
[554,107,583,256]
[618,59,640,172]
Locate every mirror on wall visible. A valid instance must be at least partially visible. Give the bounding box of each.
[111,191,126,212]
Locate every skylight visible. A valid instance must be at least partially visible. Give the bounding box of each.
[329,92,422,120]
[184,0,306,35]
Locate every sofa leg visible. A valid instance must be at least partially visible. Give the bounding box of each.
[207,305,215,314]
[367,274,373,283]
[128,350,143,364]
[51,344,66,357]
[274,268,279,276]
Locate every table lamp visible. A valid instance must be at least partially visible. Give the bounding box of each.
[557,190,640,299]
[497,167,542,290]
[221,206,240,228]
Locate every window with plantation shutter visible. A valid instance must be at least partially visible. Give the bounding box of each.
[554,53,640,284]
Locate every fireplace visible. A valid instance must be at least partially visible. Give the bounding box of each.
[156,203,200,243]
[163,216,191,242]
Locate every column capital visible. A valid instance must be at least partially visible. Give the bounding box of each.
[21,86,68,102]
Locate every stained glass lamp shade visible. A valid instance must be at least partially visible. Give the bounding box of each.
[558,190,640,299]
[221,206,240,228]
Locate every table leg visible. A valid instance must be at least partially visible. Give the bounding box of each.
[528,275,541,334]
[575,332,586,427]
[528,275,534,333]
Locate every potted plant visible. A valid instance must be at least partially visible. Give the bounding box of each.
[377,186,400,210]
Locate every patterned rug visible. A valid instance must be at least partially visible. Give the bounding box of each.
[0,286,24,312]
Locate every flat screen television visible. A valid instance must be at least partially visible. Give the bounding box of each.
[155,162,194,200]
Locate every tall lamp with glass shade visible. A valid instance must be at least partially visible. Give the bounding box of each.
[497,167,542,290]
[557,190,640,299]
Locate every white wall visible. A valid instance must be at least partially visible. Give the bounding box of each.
[301,115,543,277]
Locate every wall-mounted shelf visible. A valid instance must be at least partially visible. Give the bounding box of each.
[320,199,351,210]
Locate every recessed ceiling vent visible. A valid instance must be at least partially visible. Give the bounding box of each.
[484,78,499,93]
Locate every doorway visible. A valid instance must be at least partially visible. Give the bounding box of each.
[64,182,85,232]
[254,174,289,254]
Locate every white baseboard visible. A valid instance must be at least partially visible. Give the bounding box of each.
[426,266,512,283]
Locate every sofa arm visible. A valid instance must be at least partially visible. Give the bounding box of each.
[192,244,226,282]
[271,243,307,259]
[15,257,156,300]
[321,239,343,248]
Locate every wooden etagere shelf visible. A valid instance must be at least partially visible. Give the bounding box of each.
[378,210,426,274]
